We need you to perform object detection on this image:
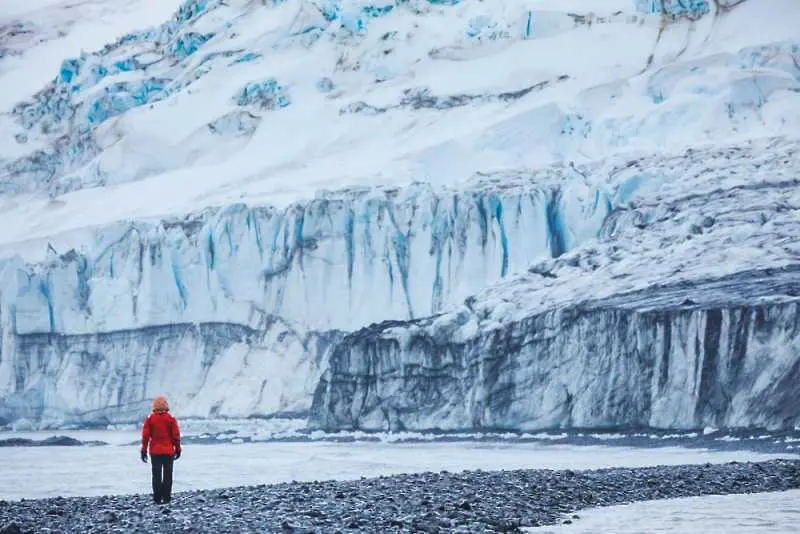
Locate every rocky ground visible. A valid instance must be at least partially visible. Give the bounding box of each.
[1,459,798,533]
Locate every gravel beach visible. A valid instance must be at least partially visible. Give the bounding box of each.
[1,459,798,533]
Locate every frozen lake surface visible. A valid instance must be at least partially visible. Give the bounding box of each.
[527,489,800,534]
[0,433,796,500]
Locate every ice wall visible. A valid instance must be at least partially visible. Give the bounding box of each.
[0,319,343,426]
[309,140,800,432]
[0,182,610,335]
[310,268,800,431]
[0,180,610,424]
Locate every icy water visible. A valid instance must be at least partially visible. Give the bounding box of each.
[527,490,800,534]
[0,431,796,500]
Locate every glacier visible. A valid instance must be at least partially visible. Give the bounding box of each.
[0,178,611,425]
[0,0,799,430]
[0,181,611,334]
[1,320,342,425]
[311,140,800,431]
[2,0,798,207]
[312,269,800,431]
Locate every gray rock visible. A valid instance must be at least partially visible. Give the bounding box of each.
[0,522,22,534]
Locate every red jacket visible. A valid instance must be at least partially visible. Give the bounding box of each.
[141,411,181,456]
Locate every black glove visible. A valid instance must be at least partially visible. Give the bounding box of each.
[173,450,181,461]
[141,450,148,463]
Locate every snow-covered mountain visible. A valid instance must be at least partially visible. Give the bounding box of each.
[0,0,798,429]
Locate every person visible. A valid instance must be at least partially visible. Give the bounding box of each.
[140,395,182,504]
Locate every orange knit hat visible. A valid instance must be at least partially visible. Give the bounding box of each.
[152,395,169,412]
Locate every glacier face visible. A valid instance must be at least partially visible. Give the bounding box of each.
[310,140,800,431]
[0,320,342,426]
[311,270,800,431]
[0,178,610,424]
[1,0,799,429]
[0,180,610,335]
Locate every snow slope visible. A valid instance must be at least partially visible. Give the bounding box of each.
[1,0,798,243]
[1,0,799,427]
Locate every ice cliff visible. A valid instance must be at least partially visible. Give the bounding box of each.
[0,0,799,429]
[311,140,800,431]
[0,178,610,424]
[312,269,800,431]
[0,181,610,335]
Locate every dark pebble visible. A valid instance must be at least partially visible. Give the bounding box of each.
[0,522,22,534]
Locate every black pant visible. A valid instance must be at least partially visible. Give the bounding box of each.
[151,455,174,503]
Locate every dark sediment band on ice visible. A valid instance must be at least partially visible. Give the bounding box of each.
[1,459,798,533]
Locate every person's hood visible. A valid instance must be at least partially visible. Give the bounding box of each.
[152,396,169,413]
